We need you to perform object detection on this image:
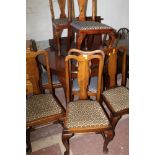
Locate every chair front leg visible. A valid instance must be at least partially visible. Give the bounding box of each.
[102,129,114,153]
[110,115,121,130]
[76,33,86,49]
[62,130,73,155]
[26,127,32,153]
[55,29,63,56]
[67,27,74,51]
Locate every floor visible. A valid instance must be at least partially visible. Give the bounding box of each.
[28,87,129,155]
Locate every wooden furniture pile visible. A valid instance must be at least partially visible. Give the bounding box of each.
[26,0,129,154]
[26,47,129,154]
[48,0,116,56]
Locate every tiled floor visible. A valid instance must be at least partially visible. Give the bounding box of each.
[28,87,129,155]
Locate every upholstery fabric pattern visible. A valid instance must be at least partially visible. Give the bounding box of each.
[72,76,97,93]
[53,18,77,26]
[103,86,129,112]
[26,94,63,122]
[66,100,109,129]
[53,18,68,26]
[71,21,112,30]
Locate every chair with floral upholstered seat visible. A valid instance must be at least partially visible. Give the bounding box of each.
[49,0,76,56]
[101,47,129,130]
[67,0,116,51]
[62,49,115,155]
[26,50,66,152]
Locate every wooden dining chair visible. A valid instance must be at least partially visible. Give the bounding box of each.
[26,50,66,152]
[101,47,129,130]
[26,39,63,89]
[67,0,116,51]
[117,28,129,40]
[62,49,114,155]
[116,28,129,78]
[49,0,75,56]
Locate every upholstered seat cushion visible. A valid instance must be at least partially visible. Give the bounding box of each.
[72,76,97,93]
[26,94,63,122]
[53,18,77,26]
[53,18,68,26]
[71,21,112,30]
[66,100,109,129]
[102,86,129,112]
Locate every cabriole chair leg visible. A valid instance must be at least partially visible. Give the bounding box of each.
[103,129,115,153]
[26,127,32,153]
[110,115,121,130]
[62,131,73,155]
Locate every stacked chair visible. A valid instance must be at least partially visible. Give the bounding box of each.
[67,0,116,50]
[49,0,75,56]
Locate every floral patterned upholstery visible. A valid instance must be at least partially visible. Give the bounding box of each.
[102,86,129,112]
[26,94,63,122]
[66,100,109,129]
[71,21,112,30]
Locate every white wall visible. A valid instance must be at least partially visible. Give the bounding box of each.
[26,0,129,41]
[26,0,52,41]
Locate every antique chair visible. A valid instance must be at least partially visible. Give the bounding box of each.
[117,28,129,40]
[26,50,66,152]
[67,0,116,50]
[49,0,75,56]
[62,49,114,155]
[69,49,103,97]
[116,28,129,78]
[101,47,129,130]
[26,39,62,89]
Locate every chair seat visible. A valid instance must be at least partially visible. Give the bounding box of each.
[26,94,63,122]
[53,18,68,26]
[66,100,109,129]
[72,76,97,93]
[53,18,77,26]
[102,86,129,112]
[71,21,112,30]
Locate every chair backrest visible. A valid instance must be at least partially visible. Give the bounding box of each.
[103,47,127,88]
[26,39,38,51]
[65,49,105,102]
[49,0,72,20]
[68,0,96,21]
[117,28,129,40]
[26,50,53,95]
